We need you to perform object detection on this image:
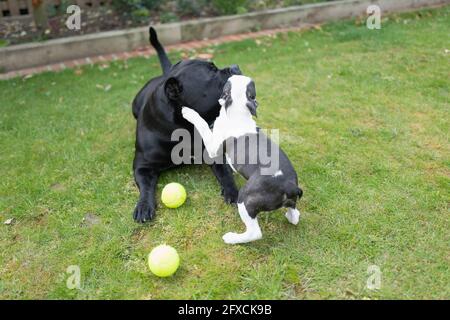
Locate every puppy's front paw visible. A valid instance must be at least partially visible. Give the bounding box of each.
[182,107,199,123]
[223,232,241,244]
[223,231,262,244]
[285,208,300,225]
[133,201,155,223]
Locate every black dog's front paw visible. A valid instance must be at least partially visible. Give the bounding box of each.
[133,201,155,223]
[222,187,238,204]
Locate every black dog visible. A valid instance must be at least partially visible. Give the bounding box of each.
[131,27,241,223]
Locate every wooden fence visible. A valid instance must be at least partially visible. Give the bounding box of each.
[0,0,112,19]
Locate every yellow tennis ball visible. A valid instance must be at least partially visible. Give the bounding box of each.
[161,182,186,208]
[148,244,180,277]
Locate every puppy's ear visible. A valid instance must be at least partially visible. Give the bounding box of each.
[245,80,258,117]
[246,100,258,117]
[165,77,183,101]
[219,81,232,109]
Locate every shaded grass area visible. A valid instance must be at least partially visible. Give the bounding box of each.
[0,7,449,299]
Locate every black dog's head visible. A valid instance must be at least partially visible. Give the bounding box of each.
[164,60,241,122]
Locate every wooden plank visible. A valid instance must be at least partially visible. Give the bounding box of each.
[76,0,87,7]
[26,0,33,15]
[0,13,32,21]
[18,0,29,14]
[0,1,8,11]
[7,0,20,16]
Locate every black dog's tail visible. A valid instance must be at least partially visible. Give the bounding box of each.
[149,27,171,75]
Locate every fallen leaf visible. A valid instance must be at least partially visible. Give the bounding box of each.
[82,213,101,227]
[345,289,356,296]
[197,53,214,60]
[50,183,66,192]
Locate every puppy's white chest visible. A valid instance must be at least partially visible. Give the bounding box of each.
[219,117,257,140]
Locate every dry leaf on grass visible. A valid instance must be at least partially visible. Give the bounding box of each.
[196,53,214,60]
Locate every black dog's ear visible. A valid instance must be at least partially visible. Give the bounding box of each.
[219,81,232,109]
[165,77,183,101]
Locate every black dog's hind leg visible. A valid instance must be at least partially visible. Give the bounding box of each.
[133,156,159,223]
[210,163,238,204]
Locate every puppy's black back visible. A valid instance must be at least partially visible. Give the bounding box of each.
[225,130,302,216]
[225,130,297,180]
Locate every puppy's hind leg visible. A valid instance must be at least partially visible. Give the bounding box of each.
[284,185,302,225]
[285,207,300,225]
[223,203,262,244]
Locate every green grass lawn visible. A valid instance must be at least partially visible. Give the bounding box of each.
[0,7,449,299]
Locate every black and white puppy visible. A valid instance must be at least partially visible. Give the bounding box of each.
[182,75,303,244]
